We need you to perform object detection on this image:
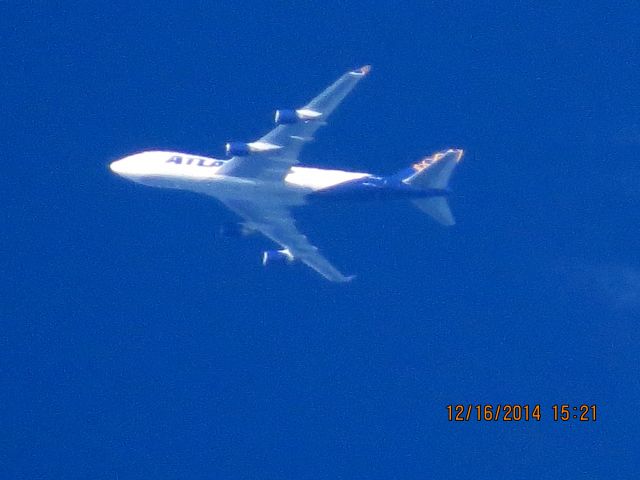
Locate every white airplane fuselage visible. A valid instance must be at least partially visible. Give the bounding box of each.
[110,150,375,203]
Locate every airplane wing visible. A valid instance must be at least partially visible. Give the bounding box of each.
[216,65,371,182]
[219,197,354,283]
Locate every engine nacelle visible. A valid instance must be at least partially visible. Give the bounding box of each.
[219,222,253,238]
[274,109,299,125]
[274,108,322,125]
[262,248,294,266]
[225,142,251,157]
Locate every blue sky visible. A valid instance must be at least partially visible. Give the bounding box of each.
[3,2,640,479]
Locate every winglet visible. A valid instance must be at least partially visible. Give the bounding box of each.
[350,65,372,76]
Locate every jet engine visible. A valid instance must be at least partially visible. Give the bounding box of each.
[262,248,294,266]
[219,222,253,238]
[274,108,322,125]
[225,142,251,157]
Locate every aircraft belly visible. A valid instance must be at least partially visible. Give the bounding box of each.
[180,175,309,206]
[286,166,370,191]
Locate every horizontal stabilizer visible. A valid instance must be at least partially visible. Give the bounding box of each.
[412,197,455,226]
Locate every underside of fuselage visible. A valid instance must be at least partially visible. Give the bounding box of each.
[308,176,449,202]
[129,163,447,205]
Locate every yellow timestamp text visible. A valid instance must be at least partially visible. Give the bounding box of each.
[446,404,597,422]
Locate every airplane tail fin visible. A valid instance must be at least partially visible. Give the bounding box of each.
[401,149,463,226]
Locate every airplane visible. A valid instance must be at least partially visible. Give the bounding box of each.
[110,65,463,282]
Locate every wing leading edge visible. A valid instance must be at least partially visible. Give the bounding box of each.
[216,65,371,182]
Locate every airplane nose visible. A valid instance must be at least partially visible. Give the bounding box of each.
[110,160,125,175]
